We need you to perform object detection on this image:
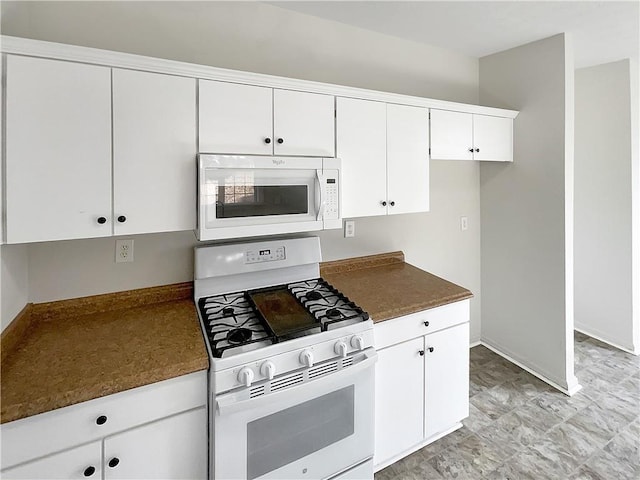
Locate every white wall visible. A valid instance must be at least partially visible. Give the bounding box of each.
[1,244,29,330]
[1,2,483,341]
[632,59,640,354]
[479,34,580,394]
[574,59,639,354]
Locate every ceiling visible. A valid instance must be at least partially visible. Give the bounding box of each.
[269,1,639,68]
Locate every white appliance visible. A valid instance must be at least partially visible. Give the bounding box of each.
[194,237,376,480]
[197,155,342,241]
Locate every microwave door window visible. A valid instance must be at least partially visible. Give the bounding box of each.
[217,184,309,219]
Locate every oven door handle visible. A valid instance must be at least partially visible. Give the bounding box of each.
[216,349,377,417]
[315,169,326,221]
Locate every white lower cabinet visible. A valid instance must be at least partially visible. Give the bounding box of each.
[0,371,207,480]
[103,408,207,480]
[373,300,470,471]
[1,442,102,480]
[374,337,424,464]
[424,324,470,439]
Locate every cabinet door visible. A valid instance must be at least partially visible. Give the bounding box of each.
[374,337,424,467]
[387,104,430,215]
[424,323,469,439]
[113,69,196,235]
[5,55,112,243]
[473,115,513,162]
[1,441,102,480]
[199,80,272,154]
[273,89,335,157]
[104,407,207,480]
[429,109,474,161]
[336,97,387,218]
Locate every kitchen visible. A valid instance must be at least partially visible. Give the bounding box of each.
[1,1,638,480]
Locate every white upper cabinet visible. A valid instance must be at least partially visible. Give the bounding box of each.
[113,69,196,235]
[387,104,430,215]
[337,98,429,218]
[430,109,513,162]
[336,98,387,218]
[472,114,513,162]
[429,109,473,160]
[272,89,335,157]
[199,80,335,156]
[198,81,273,155]
[5,55,112,243]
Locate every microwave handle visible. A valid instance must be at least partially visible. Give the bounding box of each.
[216,349,377,417]
[316,169,326,221]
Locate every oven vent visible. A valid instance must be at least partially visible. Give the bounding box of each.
[270,372,304,393]
[308,361,338,380]
[249,385,265,398]
[342,356,354,368]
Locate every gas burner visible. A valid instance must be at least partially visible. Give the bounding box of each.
[198,294,275,357]
[289,278,370,329]
[227,328,253,344]
[306,291,322,301]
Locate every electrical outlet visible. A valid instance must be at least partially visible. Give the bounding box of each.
[115,239,134,263]
[344,220,355,238]
[460,216,468,231]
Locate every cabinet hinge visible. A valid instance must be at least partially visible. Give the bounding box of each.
[428,111,431,120]
[429,147,431,155]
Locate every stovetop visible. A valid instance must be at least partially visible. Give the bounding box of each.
[198,277,369,358]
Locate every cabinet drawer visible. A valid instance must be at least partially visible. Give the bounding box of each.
[374,300,470,350]
[1,371,207,469]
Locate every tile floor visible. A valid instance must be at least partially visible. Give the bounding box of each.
[375,332,640,479]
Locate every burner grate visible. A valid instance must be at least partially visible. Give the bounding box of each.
[198,293,275,357]
[288,278,369,329]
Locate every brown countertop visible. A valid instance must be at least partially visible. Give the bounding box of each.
[321,252,473,322]
[1,283,209,424]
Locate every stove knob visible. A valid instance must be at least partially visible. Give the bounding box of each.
[238,367,255,387]
[350,335,364,351]
[334,341,348,358]
[299,350,314,368]
[260,361,276,380]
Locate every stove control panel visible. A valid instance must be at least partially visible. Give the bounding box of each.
[213,325,375,393]
[245,246,286,264]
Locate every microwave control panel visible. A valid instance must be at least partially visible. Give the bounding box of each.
[245,246,286,264]
[324,177,339,220]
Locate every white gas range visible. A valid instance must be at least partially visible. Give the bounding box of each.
[194,236,376,480]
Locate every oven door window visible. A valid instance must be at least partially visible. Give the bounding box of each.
[203,169,318,227]
[246,386,354,480]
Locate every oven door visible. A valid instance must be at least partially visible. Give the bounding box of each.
[198,155,325,240]
[213,349,376,480]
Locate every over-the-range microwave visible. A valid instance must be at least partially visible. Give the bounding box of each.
[197,154,342,241]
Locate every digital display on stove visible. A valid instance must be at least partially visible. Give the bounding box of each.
[245,246,286,264]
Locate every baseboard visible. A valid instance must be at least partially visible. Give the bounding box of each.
[469,340,481,348]
[574,326,639,356]
[480,340,582,396]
